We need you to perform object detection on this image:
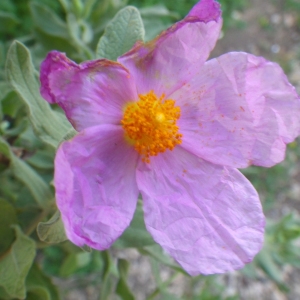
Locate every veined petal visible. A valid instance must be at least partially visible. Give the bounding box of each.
[172,52,300,168]
[40,51,138,131]
[118,0,222,97]
[137,147,264,275]
[55,125,139,250]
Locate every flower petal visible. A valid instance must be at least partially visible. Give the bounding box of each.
[137,147,265,275]
[40,51,138,131]
[172,52,300,168]
[118,0,222,97]
[55,125,139,250]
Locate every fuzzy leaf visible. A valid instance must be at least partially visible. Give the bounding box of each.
[0,12,19,33]
[30,2,69,38]
[139,245,186,274]
[26,263,61,300]
[6,41,72,148]
[256,247,288,291]
[37,210,68,244]
[26,149,55,170]
[0,137,53,205]
[0,199,18,255]
[116,259,134,300]
[100,251,117,300]
[0,226,36,299]
[59,252,91,277]
[96,6,144,60]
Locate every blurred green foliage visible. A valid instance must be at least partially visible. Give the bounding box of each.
[0,0,300,299]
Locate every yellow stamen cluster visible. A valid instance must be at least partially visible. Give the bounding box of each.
[121,91,182,163]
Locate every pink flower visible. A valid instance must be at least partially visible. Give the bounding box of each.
[40,0,300,275]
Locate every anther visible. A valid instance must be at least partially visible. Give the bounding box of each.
[121,91,182,162]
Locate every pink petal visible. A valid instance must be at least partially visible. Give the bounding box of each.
[172,52,300,168]
[55,125,139,250]
[40,51,138,131]
[136,147,265,275]
[117,0,222,97]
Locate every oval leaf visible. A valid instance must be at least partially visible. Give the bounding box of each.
[0,199,18,255]
[30,2,69,38]
[37,210,68,244]
[96,6,145,61]
[26,263,61,300]
[0,226,36,299]
[6,41,72,149]
[116,259,134,300]
[0,137,53,206]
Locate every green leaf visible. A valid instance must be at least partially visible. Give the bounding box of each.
[37,210,68,244]
[42,246,65,276]
[16,125,44,152]
[139,245,186,274]
[256,247,288,290]
[0,226,36,299]
[6,41,72,148]
[0,137,53,205]
[71,0,84,18]
[82,0,97,19]
[58,0,70,13]
[139,5,180,18]
[66,13,94,59]
[159,292,181,300]
[138,5,174,41]
[26,263,61,300]
[30,2,69,38]
[1,90,23,118]
[26,148,55,170]
[100,251,117,300]
[3,118,28,138]
[0,198,18,255]
[113,202,155,248]
[26,286,51,300]
[0,11,19,33]
[80,20,93,44]
[116,259,135,300]
[62,127,77,141]
[59,252,91,277]
[34,27,76,54]
[0,82,13,102]
[0,41,5,69]
[96,6,144,61]
[0,286,11,299]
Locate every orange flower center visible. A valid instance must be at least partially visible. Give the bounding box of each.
[121,91,182,163]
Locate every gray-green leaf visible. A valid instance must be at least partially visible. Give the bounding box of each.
[0,137,53,206]
[96,6,144,61]
[0,226,36,299]
[0,12,19,33]
[37,210,68,244]
[6,41,72,149]
[30,2,69,38]
[139,245,186,274]
[0,199,18,255]
[26,263,61,300]
[116,259,135,300]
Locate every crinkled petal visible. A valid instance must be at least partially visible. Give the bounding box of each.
[172,52,300,168]
[137,147,265,275]
[118,0,222,97]
[40,51,138,131]
[55,125,139,250]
